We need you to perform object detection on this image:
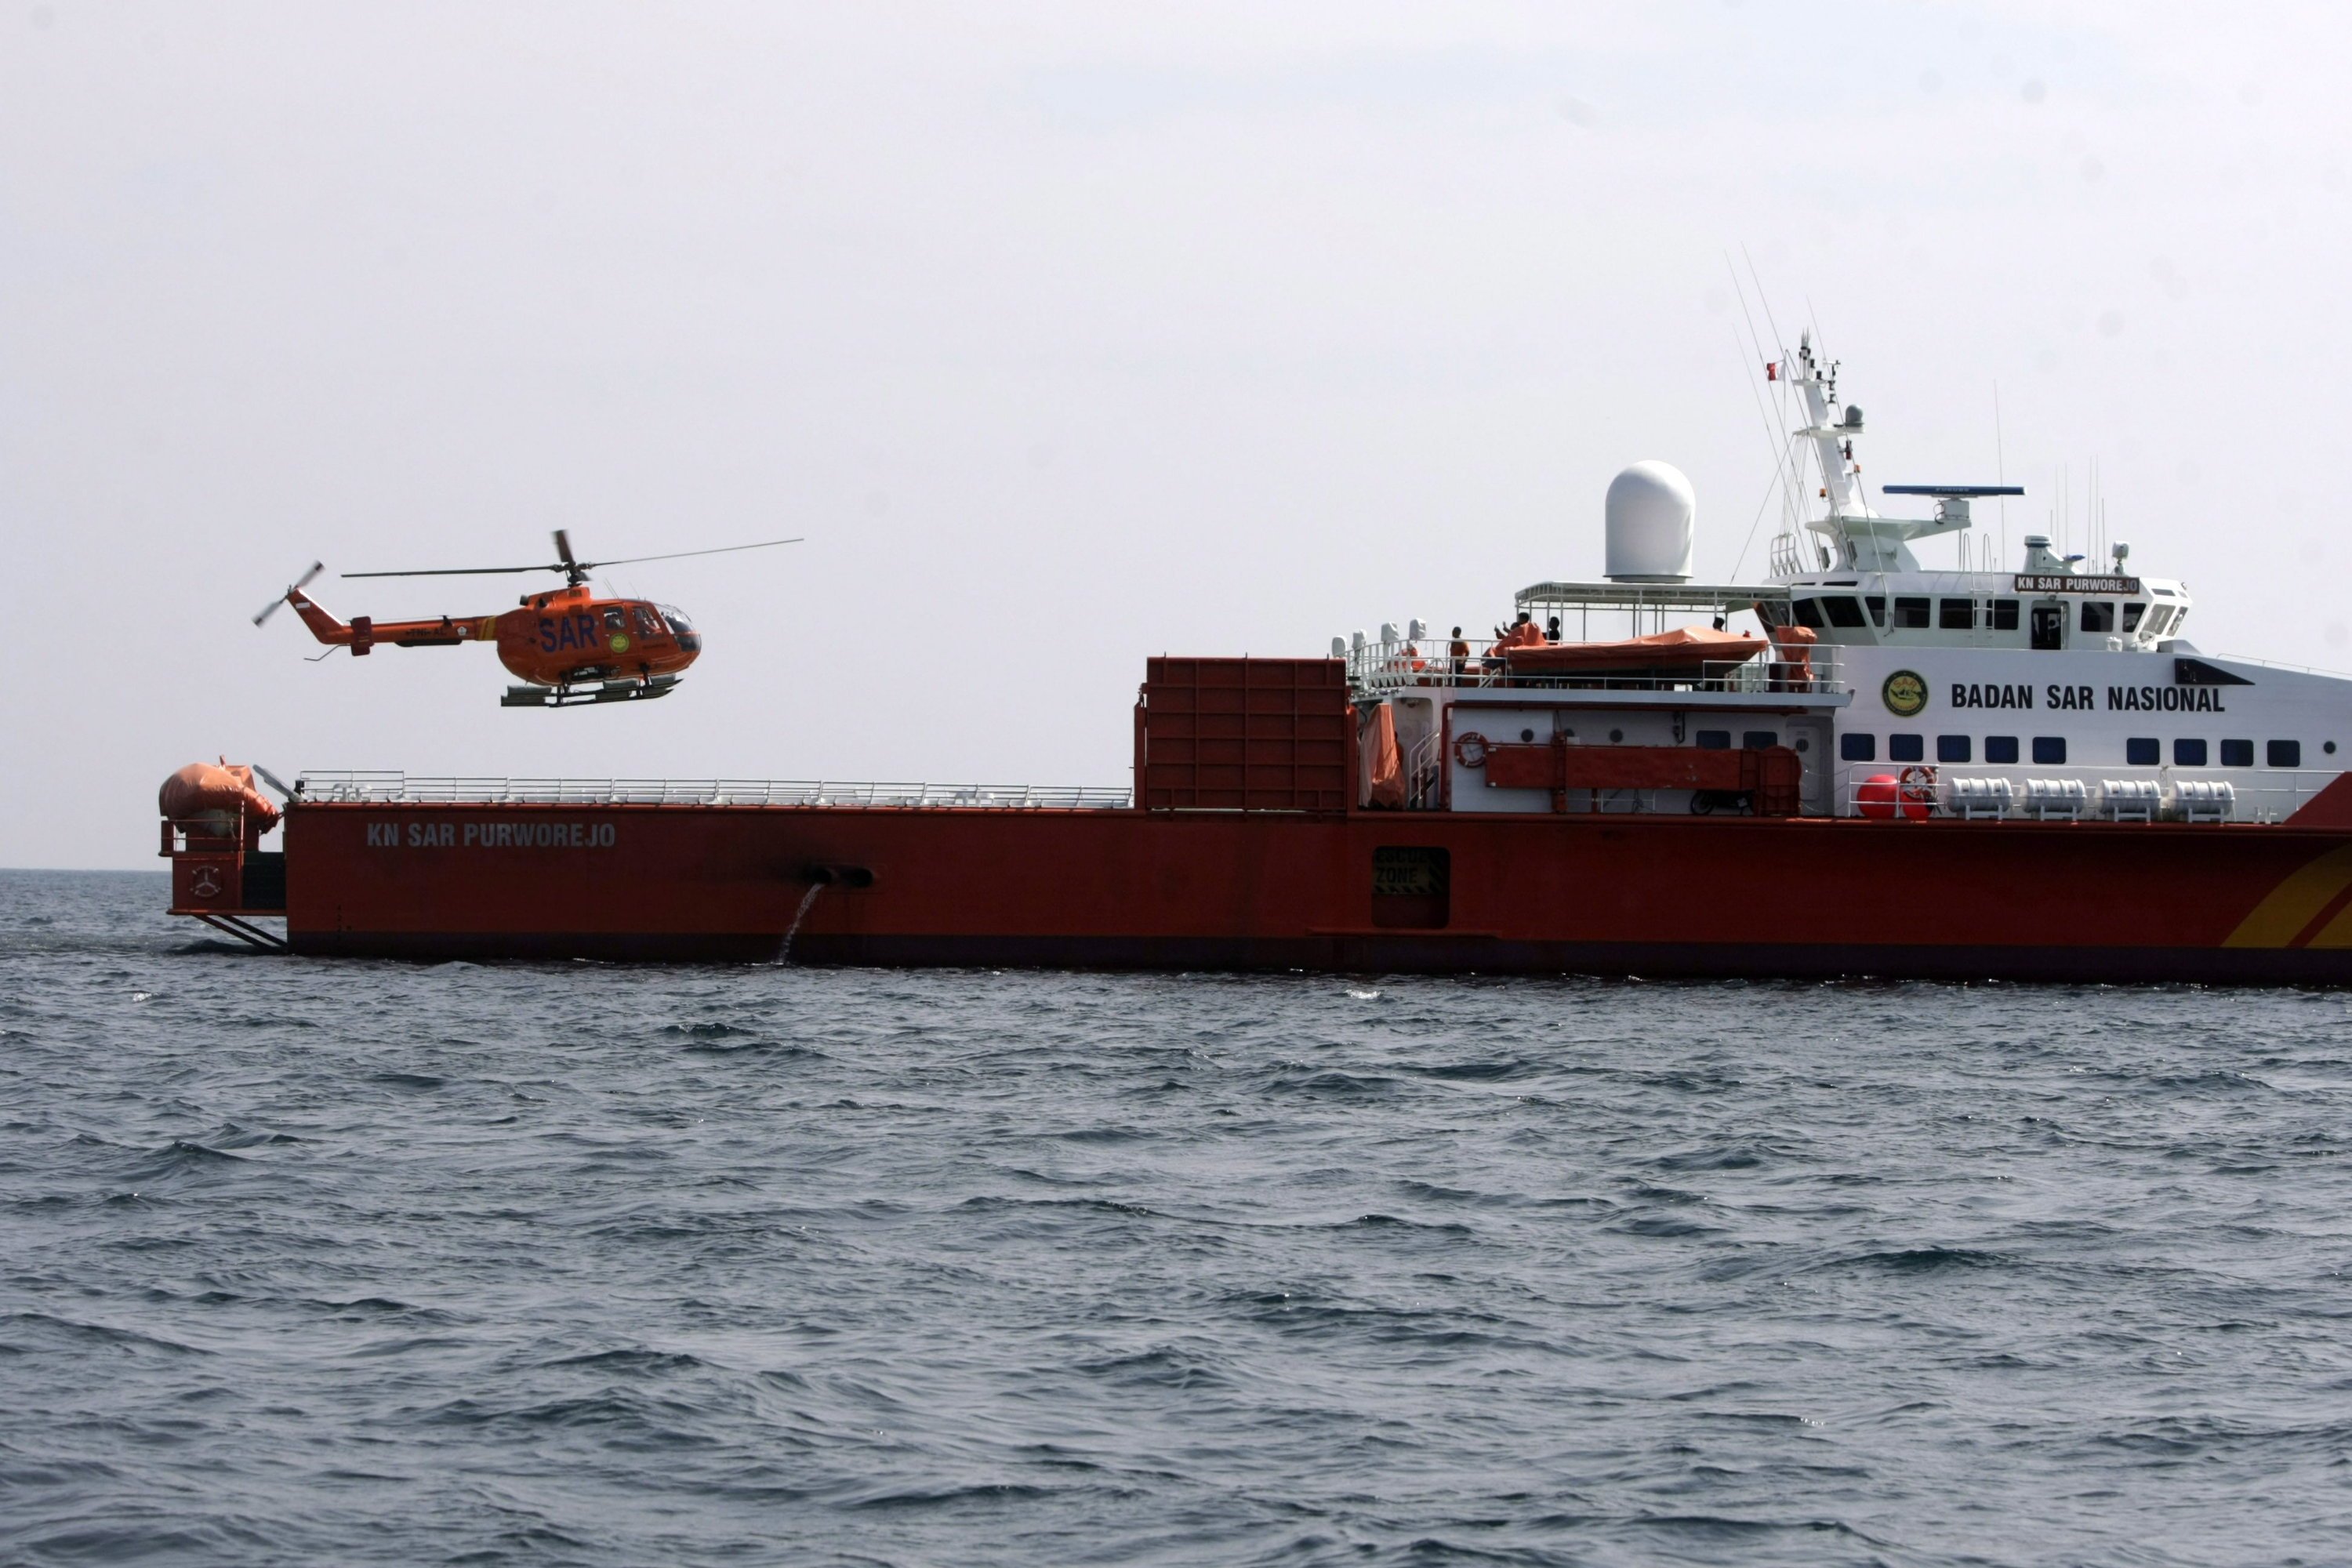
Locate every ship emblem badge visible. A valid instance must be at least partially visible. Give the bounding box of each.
[1882,670,1929,717]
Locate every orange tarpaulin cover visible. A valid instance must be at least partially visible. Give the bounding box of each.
[1363,704,1405,810]
[1503,626,1766,674]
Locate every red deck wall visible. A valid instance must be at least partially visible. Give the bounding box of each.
[1136,657,1349,811]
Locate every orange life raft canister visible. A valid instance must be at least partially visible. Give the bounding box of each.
[158,761,281,835]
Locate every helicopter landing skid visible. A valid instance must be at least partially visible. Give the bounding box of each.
[503,674,681,709]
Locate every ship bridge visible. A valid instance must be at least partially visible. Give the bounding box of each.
[1766,565,2194,653]
[1328,331,2336,826]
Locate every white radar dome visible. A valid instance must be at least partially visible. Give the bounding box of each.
[1603,460,1696,583]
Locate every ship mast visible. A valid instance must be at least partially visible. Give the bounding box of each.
[1778,332,2009,575]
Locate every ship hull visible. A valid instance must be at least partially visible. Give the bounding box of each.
[276,803,2352,982]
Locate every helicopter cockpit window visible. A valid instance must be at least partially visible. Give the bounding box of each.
[634,607,665,637]
[660,605,694,634]
[602,608,627,633]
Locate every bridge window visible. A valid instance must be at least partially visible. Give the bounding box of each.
[1822,596,1868,628]
[2032,737,2067,764]
[1864,595,1886,626]
[1893,596,1930,629]
[1841,733,1875,762]
[1791,598,1826,629]
[1743,731,1780,750]
[1696,730,1730,750]
[2081,600,2117,633]
[1991,599,2020,631]
[2175,738,2208,767]
[1889,734,1925,763]
[2122,602,2147,633]
[1939,598,1975,630]
[2270,740,2303,768]
[1987,736,2020,764]
[1937,735,1972,762]
[2220,739,2253,767]
[2126,738,2159,766]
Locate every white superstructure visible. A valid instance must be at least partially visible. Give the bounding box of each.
[1344,335,2350,825]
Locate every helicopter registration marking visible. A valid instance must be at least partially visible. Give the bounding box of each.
[365,821,617,848]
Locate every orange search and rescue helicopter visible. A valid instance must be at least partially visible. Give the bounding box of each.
[253,530,799,707]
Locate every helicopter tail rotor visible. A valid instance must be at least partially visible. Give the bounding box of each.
[254,561,325,626]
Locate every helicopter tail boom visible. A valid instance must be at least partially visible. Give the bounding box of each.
[283,590,485,656]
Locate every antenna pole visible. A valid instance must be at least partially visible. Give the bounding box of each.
[1994,383,2007,571]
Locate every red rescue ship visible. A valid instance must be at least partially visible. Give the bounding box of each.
[165,340,2352,982]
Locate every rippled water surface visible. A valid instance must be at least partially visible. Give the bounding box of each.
[5,869,2351,1566]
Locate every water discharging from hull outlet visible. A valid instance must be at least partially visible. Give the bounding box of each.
[775,883,824,964]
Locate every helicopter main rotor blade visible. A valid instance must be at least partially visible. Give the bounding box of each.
[253,561,325,626]
[337,536,802,581]
[582,537,804,572]
[554,528,578,569]
[340,564,566,579]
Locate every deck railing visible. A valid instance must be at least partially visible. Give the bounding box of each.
[294,773,1133,810]
[1403,730,1444,811]
[1835,766,2344,825]
[1345,636,1846,699]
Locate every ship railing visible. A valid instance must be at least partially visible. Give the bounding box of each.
[1831,766,2347,825]
[1767,529,1812,579]
[1345,637,1846,699]
[293,772,1133,810]
[1404,730,1444,811]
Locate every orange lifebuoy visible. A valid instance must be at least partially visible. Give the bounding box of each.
[1453,731,1489,769]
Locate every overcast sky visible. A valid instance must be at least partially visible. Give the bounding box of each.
[7,2,2348,868]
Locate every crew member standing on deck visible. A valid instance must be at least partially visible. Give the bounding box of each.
[1449,626,1470,676]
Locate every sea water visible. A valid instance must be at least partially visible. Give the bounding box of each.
[4,869,2349,1566]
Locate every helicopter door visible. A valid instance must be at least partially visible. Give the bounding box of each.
[598,606,631,661]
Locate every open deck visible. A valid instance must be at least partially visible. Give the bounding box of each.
[294,772,1134,810]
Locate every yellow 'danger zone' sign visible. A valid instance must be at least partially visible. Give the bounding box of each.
[1372,846,1448,898]
[1882,670,1928,717]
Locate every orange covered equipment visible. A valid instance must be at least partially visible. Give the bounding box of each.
[159,760,281,834]
[1503,626,1765,677]
[1362,702,1406,810]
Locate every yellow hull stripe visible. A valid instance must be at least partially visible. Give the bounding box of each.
[2223,842,2352,949]
[2304,895,2352,949]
